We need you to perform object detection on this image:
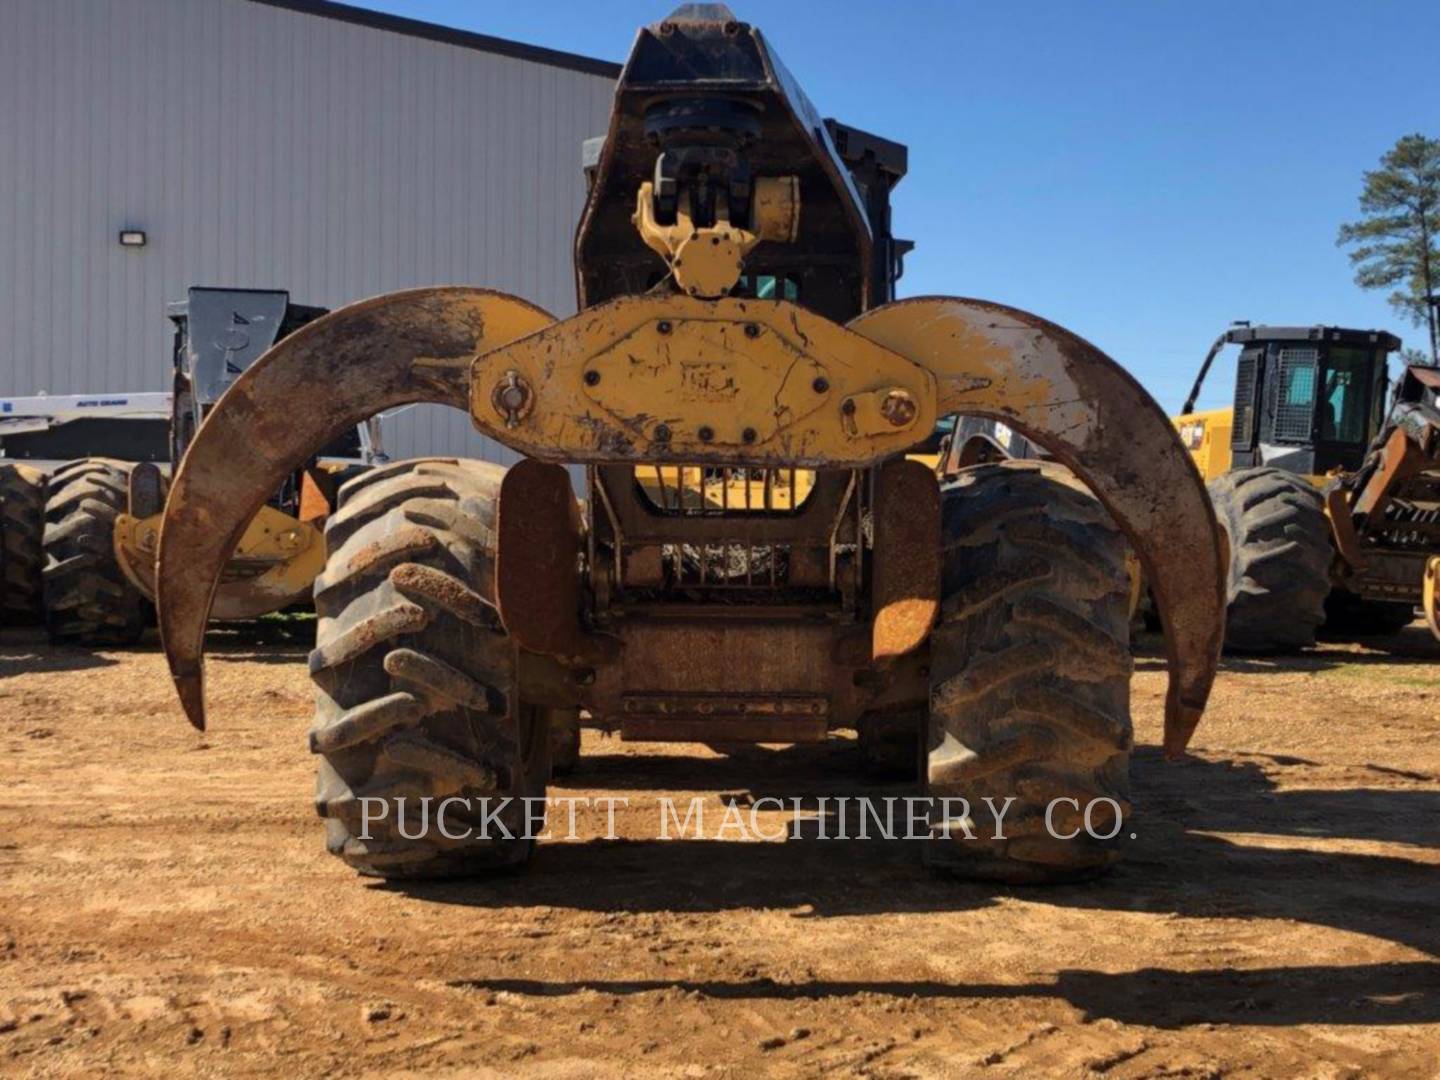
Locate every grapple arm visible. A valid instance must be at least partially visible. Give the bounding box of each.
[157,287,554,730]
[847,298,1227,757]
[158,290,1224,758]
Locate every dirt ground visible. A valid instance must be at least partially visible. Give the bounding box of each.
[1,624,1438,1078]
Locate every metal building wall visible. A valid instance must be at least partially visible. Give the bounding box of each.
[0,0,616,463]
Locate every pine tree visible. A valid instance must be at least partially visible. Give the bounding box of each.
[1337,134,1440,364]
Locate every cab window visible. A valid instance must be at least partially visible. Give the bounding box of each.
[1321,347,1372,444]
[1271,347,1318,442]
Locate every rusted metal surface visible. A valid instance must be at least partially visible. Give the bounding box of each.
[871,459,940,663]
[1324,484,1366,571]
[621,700,828,744]
[848,297,1227,758]
[468,295,936,466]
[1332,372,1440,607]
[1353,425,1427,521]
[157,287,555,730]
[587,617,876,738]
[496,459,614,665]
[297,468,333,526]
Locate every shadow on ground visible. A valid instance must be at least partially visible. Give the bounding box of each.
[0,631,119,675]
[1133,623,1440,675]
[450,962,1440,1028]
[379,730,1440,1028]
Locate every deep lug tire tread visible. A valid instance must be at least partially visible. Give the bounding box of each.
[40,458,147,644]
[927,461,1133,884]
[309,458,550,879]
[1208,467,1331,653]
[1,463,46,625]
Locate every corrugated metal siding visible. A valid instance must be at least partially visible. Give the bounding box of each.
[0,0,615,463]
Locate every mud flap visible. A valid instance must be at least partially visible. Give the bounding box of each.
[157,287,555,730]
[496,459,615,665]
[848,298,1226,757]
[871,458,940,663]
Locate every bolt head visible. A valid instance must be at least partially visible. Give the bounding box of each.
[812,376,830,394]
[698,426,715,443]
[880,389,919,427]
[653,423,671,442]
[583,369,601,387]
[742,427,757,444]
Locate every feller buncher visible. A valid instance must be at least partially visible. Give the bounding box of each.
[0,288,381,643]
[155,7,1226,884]
[1176,323,1440,650]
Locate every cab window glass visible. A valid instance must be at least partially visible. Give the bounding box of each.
[739,274,800,301]
[1322,347,1372,443]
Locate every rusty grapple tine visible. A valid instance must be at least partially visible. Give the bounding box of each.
[848,297,1227,758]
[157,286,555,731]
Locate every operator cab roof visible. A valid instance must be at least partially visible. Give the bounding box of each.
[1221,324,1401,351]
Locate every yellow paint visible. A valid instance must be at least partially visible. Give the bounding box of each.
[632,177,799,299]
[117,503,324,620]
[1171,407,1233,481]
[469,294,937,467]
[846,303,1093,436]
[1424,555,1440,642]
[634,464,815,511]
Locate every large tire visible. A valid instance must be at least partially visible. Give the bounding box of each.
[1,463,46,626]
[926,461,1133,884]
[41,458,147,645]
[1208,467,1331,653]
[309,458,551,879]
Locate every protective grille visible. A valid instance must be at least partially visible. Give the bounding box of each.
[661,542,792,588]
[1231,352,1258,448]
[635,466,814,515]
[1270,347,1318,443]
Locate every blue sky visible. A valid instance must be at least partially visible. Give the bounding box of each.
[365,1,1437,409]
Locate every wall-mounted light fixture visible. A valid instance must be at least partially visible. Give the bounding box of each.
[118,229,147,248]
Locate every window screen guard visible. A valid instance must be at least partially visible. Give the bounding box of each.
[1267,347,1318,443]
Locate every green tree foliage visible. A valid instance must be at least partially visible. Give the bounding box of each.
[1337,134,1440,364]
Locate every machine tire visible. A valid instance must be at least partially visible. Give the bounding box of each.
[926,461,1133,884]
[41,458,147,645]
[309,457,551,879]
[1,463,46,626]
[1208,467,1331,653]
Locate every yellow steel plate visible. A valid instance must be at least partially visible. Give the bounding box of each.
[469,295,936,467]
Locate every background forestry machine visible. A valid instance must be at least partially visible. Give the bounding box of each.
[0,288,381,643]
[1176,324,1440,650]
[156,7,1226,884]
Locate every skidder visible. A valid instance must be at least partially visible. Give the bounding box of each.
[154,7,1225,884]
